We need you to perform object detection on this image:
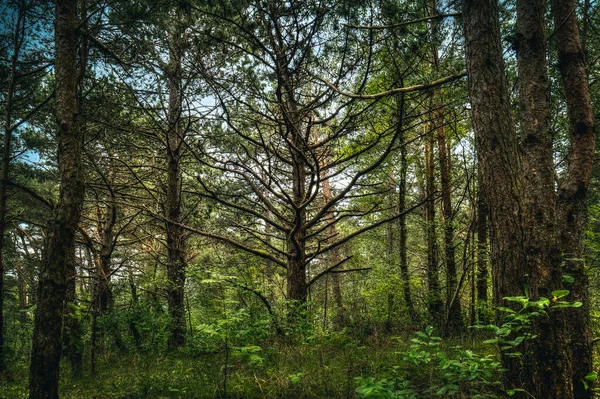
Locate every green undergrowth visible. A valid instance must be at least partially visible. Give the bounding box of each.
[0,331,495,399]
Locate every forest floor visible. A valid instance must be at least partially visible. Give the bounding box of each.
[0,330,493,398]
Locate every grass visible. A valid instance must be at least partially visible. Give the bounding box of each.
[0,330,420,399]
[0,327,500,399]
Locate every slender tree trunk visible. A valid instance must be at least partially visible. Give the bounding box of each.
[437,114,463,334]
[397,97,415,320]
[95,202,115,315]
[29,0,83,396]
[165,30,188,349]
[475,171,488,323]
[63,249,82,375]
[319,150,345,324]
[553,0,596,396]
[424,126,442,319]
[15,233,27,326]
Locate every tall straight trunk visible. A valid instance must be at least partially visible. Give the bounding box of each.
[0,0,25,371]
[424,127,442,318]
[63,248,82,375]
[165,30,188,349]
[286,129,307,304]
[463,0,532,394]
[475,170,488,323]
[29,0,83,397]
[279,62,308,304]
[318,149,344,322]
[553,0,596,396]
[437,115,463,334]
[516,1,573,396]
[396,95,415,320]
[425,3,444,322]
[95,201,115,315]
[14,232,27,325]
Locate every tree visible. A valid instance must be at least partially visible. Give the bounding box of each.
[553,0,596,396]
[28,0,85,396]
[464,0,596,396]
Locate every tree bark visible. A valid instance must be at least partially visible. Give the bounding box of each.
[396,96,415,320]
[0,0,25,372]
[463,0,531,393]
[165,29,188,349]
[29,0,84,396]
[63,248,82,375]
[424,125,442,319]
[553,0,596,396]
[516,1,573,396]
[437,113,463,334]
[475,170,488,323]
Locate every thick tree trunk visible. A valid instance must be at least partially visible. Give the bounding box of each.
[0,1,25,372]
[463,0,533,394]
[553,0,596,396]
[29,0,83,397]
[516,1,573,396]
[165,31,187,349]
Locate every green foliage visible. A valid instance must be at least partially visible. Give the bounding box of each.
[355,326,503,399]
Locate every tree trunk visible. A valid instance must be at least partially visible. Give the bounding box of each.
[29,0,83,396]
[319,148,345,324]
[63,249,82,376]
[516,1,573,395]
[397,97,415,320]
[95,202,115,315]
[553,0,596,396]
[463,0,532,394]
[437,113,463,334]
[165,30,187,349]
[0,0,25,372]
[424,126,442,319]
[475,171,488,323]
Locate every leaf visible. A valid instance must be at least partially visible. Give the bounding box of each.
[562,275,575,283]
[496,306,516,314]
[554,301,583,308]
[551,290,570,299]
[584,372,597,381]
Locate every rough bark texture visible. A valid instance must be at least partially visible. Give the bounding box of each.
[463,0,531,393]
[0,1,25,371]
[28,0,83,396]
[165,30,188,349]
[515,1,573,396]
[553,0,596,396]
